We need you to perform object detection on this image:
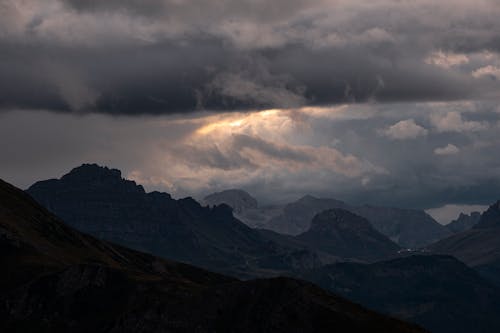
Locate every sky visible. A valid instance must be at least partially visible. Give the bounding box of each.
[1,0,500,223]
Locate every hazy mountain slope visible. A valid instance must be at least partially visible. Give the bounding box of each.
[202,189,284,228]
[473,201,500,229]
[231,193,449,248]
[296,209,400,262]
[428,201,500,285]
[264,195,348,235]
[352,205,450,248]
[26,164,323,278]
[445,212,481,233]
[203,189,258,214]
[0,178,425,333]
[300,255,500,333]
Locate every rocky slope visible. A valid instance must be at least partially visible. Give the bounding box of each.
[300,255,500,333]
[296,209,400,262]
[0,178,425,333]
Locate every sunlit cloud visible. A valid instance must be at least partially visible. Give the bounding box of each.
[425,51,469,69]
[379,119,428,140]
[434,144,460,156]
[430,112,488,133]
[472,65,500,80]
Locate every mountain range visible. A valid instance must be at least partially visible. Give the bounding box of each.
[1,178,426,332]
[203,190,450,248]
[21,163,500,332]
[27,164,327,279]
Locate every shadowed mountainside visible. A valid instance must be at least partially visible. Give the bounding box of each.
[428,200,500,286]
[296,209,400,262]
[445,211,481,233]
[27,164,325,279]
[299,255,500,333]
[0,178,426,333]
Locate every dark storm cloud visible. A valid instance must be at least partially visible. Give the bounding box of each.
[1,0,500,114]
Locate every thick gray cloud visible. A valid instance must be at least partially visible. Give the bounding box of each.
[1,0,500,114]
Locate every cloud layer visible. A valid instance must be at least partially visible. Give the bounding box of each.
[1,0,500,114]
[2,101,500,209]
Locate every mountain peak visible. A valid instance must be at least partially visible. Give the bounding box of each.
[297,208,400,262]
[63,163,122,181]
[310,209,372,232]
[446,211,481,233]
[203,189,258,214]
[29,163,146,195]
[298,194,318,202]
[474,200,500,229]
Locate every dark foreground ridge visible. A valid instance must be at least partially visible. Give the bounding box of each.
[0,178,425,332]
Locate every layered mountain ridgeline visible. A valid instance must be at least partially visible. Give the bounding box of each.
[26,164,327,279]
[445,211,481,233]
[0,179,427,333]
[203,189,283,228]
[203,189,258,214]
[205,191,450,248]
[299,255,500,333]
[296,209,400,262]
[428,200,500,286]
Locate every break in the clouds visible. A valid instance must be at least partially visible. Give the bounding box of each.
[1,0,500,114]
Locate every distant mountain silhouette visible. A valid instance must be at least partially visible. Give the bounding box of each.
[428,200,500,286]
[27,164,327,278]
[206,191,450,248]
[265,195,349,235]
[203,189,284,228]
[300,255,500,333]
[445,211,481,233]
[2,179,426,333]
[473,201,500,229]
[203,189,258,214]
[296,209,400,262]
